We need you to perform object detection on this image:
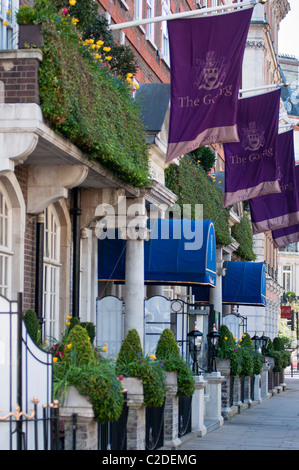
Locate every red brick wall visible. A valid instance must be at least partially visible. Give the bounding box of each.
[14,165,36,312]
[98,0,197,84]
[0,54,41,104]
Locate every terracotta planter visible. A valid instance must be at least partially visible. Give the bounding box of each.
[18,24,44,49]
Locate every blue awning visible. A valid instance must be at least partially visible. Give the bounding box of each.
[222,261,266,306]
[98,219,216,286]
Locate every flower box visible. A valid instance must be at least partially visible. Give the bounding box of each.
[18,24,44,49]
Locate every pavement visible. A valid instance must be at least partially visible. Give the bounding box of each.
[179,375,299,451]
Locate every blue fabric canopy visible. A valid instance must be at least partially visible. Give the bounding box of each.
[98,219,216,286]
[222,261,266,306]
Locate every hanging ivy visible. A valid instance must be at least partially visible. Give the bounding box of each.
[165,157,231,246]
[231,214,256,261]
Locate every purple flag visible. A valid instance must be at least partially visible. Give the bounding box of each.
[272,164,299,248]
[249,130,299,235]
[223,89,281,207]
[166,7,253,163]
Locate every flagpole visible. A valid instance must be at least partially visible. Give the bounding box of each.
[109,0,266,31]
[239,82,288,95]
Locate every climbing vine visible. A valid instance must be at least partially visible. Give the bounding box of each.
[165,157,231,246]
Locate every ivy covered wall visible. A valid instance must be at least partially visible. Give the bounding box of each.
[22,0,150,187]
[165,157,232,247]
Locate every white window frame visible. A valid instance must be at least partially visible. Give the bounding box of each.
[146,0,155,44]
[43,205,61,342]
[0,0,18,50]
[161,0,170,66]
[282,265,292,293]
[0,181,12,299]
[134,0,143,21]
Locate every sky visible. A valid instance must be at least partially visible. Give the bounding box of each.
[278,0,299,59]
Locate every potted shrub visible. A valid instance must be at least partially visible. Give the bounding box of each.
[155,328,195,398]
[52,324,124,423]
[16,4,44,48]
[116,329,166,408]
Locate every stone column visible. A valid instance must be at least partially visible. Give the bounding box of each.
[274,371,282,393]
[260,362,270,400]
[253,374,262,403]
[280,369,286,391]
[215,358,234,420]
[203,372,224,428]
[120,199,149,345]
[209,248,224,315]
[60,386,97,450]
[232,376,243,411]
[191,375,207,436]
[122,377,145,450]
[163,371,181,449]
[243,376,252,408]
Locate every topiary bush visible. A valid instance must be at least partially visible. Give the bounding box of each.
[116,328,144,369]
[252,350,263,375]
[155,329,195,397]
[63,325,95,365]
[216,324,236,360]
[24,309,40,345]
[116,329,166,407]
[155,328,180,359]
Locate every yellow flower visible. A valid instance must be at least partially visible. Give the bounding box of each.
[53,357,58,363]
[224,336,228,341]
[66,315,72,319]
[103,346,108,352]
[97,40,104,46]
[150,354,156,360]
[238,344,241,348]
[67,344,72,349]
[126,73,133,78]
[103,46,111,52]
[71,17,79,25]
[69,0,76,5]
[94,54,101,59]
[135,84,140,90]
[105,56,112,61]
[66,321,70,326]
[104,343,108,345]
[7,10,11,15]
[3,21,8,27]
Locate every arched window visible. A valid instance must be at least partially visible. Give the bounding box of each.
[0,182,12,298]
[43,205,61,341]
